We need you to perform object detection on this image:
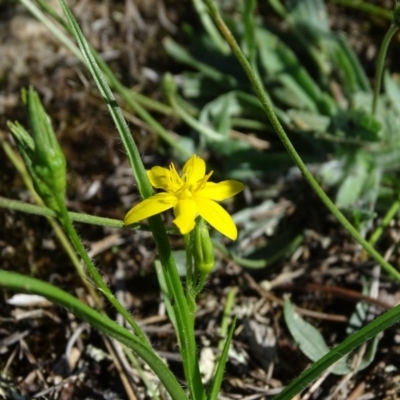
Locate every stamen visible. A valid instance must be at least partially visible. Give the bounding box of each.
[197,170,213,191]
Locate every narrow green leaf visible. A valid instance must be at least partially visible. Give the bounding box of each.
[208,317,237,400]
[164,37,237,86]
[241,0,257,63]
[155,260,177,331]
[57,0,152,199]
[192,0,230,55]
[335,34,371,93]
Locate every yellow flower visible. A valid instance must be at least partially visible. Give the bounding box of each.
[124,155,244,240]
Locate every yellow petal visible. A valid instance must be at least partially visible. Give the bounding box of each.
[173,199,198,234]
[124,193,176,225]
[147,166,169,190]
[182,155,206,185]
[196,180,244,201]
[195,197,238,240]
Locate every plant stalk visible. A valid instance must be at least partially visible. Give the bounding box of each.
[203,0,400,282]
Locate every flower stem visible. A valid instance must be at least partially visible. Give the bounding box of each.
[148,217,205,399]
[368,197,400,247]
[371,23,398,115]
[218,287,236,352]
[184,234,197,315]
[330,0,392,20]
[203,0,400,282]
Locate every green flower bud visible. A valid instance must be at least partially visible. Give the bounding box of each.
[193,218,215,274]
[28,87,66,193]
[10,88,66,214]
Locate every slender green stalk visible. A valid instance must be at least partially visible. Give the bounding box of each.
[58,0,151,200]
[57,1,205,396]
[194,273,207,295]
[204,0,400,282]
[212,234,303,269]
[0,196,124,228]
[0,270,187,400]
[148,217,206,399]
[56,199,151,346]
[0,196,171,235]
[184,234,196,314]
[372,24,398,115]
[0,195,272,271]
[208,317,236,400]
[155,259,177,331]
[267,0,286,18]
[369,198,400,246]
[166,91,224,142]
[192,0,230,54]
[330,0,392,20]
[218,287,236,352]
[184,234,194,286]
[29,0,174,116]
[24,0,189,157]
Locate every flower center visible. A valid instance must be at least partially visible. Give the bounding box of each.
[166,164,215,200]
[177,184,195,199]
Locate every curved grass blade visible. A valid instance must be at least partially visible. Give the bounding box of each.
[57,0,151,199]
[275,302,400,399]
[0,270,187,400]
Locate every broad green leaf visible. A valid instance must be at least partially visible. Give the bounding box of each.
[334,108,382,142]
[319,159,345,187]
[199,92,234,139]
[198,91,266,139]
[255,27,335,114]
[384,72,400,114]
[286,110,331,132]
[336,154,370,208]
[284,299,352,375]
[286,0,330,35]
